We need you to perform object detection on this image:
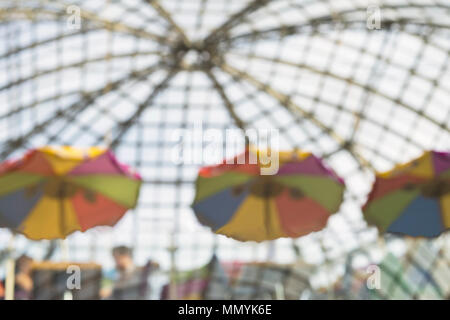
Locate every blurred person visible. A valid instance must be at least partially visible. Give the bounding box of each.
[112,246,134,274]
[0,255,34,300]
[0,280,4,298]
[14,255,34,300]
[100,246,158,300]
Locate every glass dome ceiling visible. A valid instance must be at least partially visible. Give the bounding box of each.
[0,0,449,286]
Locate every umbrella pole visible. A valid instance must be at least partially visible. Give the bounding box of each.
[274,282,285,300]
[60,240,69,262]
[59,190,69,261]
[319,240,334,299]
[264,196,276,261]
[168,232,178,300]
[59,194,72,299]
[267,242,275,262]
[4,234,16,300]
[378,236,387,256]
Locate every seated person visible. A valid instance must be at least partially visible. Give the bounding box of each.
[101,246,158,300]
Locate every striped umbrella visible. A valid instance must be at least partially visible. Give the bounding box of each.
[192,147,345,242]
[363,150,450,238]
[0,146,142,240]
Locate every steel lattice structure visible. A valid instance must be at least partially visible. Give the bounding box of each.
[0,0,449,299]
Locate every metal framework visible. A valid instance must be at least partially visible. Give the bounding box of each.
[0,0,449,299]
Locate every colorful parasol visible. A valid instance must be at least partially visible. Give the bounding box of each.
[192,147,345,242]
[363,151,450,238]
[0,146,142,240]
